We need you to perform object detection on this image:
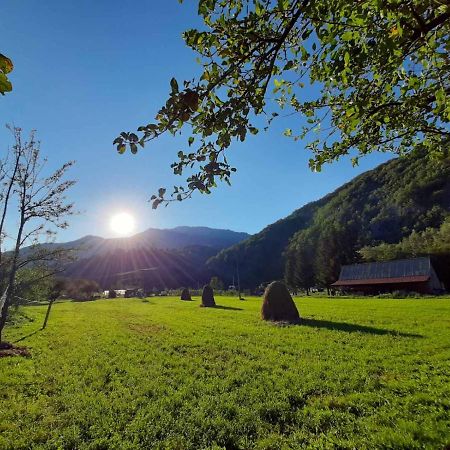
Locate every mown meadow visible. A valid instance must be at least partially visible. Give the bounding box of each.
[1,296,449,449]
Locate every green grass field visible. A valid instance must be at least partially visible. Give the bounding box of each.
[1,296,449,449]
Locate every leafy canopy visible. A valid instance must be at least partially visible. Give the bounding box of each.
[114,0,450,207]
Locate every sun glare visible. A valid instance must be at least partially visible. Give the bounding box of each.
[110,212,136,236]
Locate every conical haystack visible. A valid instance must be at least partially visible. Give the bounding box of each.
[261,281,300,323]
[201,284,216,307]
[180,288,191,301]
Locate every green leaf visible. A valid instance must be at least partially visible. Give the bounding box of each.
[277,0,289,11]
[170,77,179,93]
[344,52,350,67]
[342,31,353,41]
[0,73,12,94]
[274,79,283,88]
[435,88,445,107]
[255,2,264,16]
[0,54,13,74]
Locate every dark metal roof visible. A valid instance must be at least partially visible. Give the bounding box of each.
[332,275,430,286]
[335,257,431,282]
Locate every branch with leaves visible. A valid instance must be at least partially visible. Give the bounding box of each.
[115,0,450,207]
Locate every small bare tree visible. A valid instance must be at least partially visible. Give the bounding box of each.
[0,126,76,343]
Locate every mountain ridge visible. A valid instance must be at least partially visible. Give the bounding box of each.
[20,226,250,259]
[19,226,250,289]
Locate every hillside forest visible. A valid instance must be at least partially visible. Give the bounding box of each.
[209,152,450,290]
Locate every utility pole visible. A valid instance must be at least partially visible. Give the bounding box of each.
[236,254,242,300]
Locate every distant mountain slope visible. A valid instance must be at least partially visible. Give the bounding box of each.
[21,226,250,260]
[19,226,250,289]
[64,245,218,289]
[208,153,450,288]
[133,226,250,251]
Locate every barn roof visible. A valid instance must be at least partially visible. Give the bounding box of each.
[332,257,431,286]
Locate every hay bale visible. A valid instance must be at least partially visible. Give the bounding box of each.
[201,284,216,307]
[180,288,191,301]
[261,281,300,323]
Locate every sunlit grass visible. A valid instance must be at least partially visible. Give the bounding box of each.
[1,296,449,449]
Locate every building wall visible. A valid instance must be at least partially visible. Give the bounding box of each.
[340,281,431,295]
[429,266,445,292]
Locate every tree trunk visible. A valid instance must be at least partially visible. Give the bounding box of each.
[0,220,25,342]
[42,300,54,330]
[0,316,4,343]
[236,257,242,300]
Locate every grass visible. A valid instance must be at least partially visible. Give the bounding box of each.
[1,296,449,449]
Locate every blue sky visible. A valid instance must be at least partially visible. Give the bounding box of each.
[1,0,392,241]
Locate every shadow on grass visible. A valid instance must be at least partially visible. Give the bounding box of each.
[22,301,48,307]
[213,305,243,311]
[13,328,42,343]
[301,318,423,338]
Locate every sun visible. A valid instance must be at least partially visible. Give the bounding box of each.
[110,212,136,236]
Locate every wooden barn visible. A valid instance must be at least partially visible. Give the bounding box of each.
[332,257,444,294]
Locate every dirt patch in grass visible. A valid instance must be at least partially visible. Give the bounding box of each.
[0,342,31,358]
[128,323,167,335]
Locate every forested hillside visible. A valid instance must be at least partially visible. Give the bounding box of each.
[359,217,450,289]
[209,153,450,288]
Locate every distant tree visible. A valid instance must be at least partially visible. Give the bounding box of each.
[108,288,117,299]
[80,279,101,300]
[63,279,100,301]
[210,276,224,291]
[285,231,315,294]
[314,224,357,291]
[360,216,450,261]
[42,277,66,330]
[12,267,53,306]
[115,1,450,207]
[0,127,76,343]
[0,54,13,96]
